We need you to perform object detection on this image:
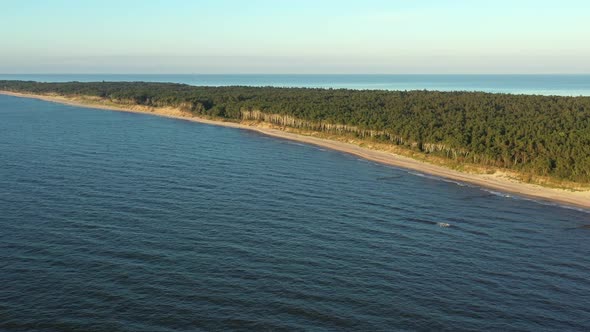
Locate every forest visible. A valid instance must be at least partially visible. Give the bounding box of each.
[2,80,589,183]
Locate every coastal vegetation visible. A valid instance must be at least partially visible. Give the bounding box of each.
[2,80,590,184]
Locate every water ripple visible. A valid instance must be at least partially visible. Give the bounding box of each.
[1,95,590,331]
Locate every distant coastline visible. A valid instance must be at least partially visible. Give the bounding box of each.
[2,74,590,96]
[2,90,589,209]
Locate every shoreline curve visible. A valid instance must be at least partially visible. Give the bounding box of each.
[1,90,589,210]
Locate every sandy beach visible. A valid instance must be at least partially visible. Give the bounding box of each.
[2,90,589,210]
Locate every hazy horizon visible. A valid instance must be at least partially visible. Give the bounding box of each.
[2,0,589,74]
[3,73,590,75]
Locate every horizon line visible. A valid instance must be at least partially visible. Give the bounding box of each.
[2,73,590,76]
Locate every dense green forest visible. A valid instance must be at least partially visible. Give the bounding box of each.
[2,80,590,183]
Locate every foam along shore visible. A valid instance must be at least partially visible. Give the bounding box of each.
[2,90,589,210]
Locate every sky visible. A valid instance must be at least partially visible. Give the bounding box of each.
[1,0,589,74]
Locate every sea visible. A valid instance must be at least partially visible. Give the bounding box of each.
[1,75,590,331]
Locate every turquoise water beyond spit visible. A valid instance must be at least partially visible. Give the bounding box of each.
[1,94,590,331]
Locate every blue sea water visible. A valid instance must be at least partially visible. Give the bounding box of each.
[1,94,590,331]
[1,74,590,96]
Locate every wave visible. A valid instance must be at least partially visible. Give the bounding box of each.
[478,188,590,214]
[406,170,589,214]
[376,175,403,181]
[519,197,590,214]
[405,217,452,228]
[286,142,306,147]
[407,171,476,188]
[481,189,513,198]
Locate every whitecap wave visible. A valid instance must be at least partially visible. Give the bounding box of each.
[477,189,590,214]
[286,142,306,147]
[408,171,475,188]
[481,189,513,198]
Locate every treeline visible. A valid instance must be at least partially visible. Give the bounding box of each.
[2,80,590,182]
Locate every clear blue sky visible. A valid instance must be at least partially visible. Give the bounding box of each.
[1,0,589,73]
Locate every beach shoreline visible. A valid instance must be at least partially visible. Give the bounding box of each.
[2,90,589,210]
